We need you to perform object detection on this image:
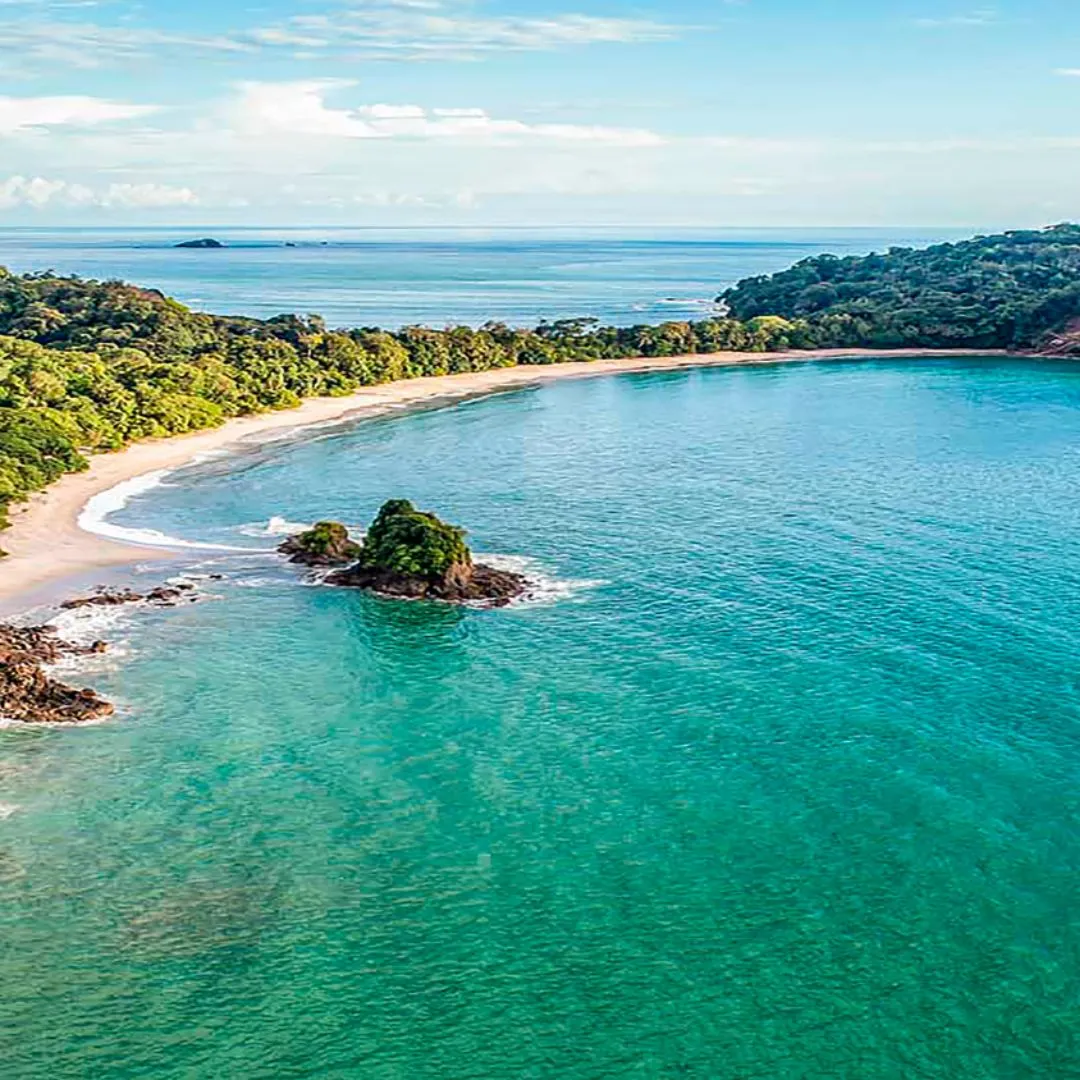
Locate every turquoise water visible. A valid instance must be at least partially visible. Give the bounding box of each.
[3,358,1080,1077]
[0,227,959,328]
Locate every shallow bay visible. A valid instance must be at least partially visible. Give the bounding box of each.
[2,358,1079,1077]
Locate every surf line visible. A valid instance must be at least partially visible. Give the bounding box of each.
[78,469,259,553]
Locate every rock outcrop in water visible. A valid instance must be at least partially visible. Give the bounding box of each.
[278,522,362,567]
[0,624,113,724]
[1,580,207,723]
[286,500,528,606]
[61,584,197,610]
[174,238,224,249]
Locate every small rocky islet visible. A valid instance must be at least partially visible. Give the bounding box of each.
[278,521,362,567]
[173,237,224,249]
[279,499,528,606]
[0,504,522,724]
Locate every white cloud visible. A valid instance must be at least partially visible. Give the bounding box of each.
[432,107,488,118]
[913,10,998,28]
[100,182,200,207]
[0,176,71,207]
[0,175,198,209]
[226,80,666,146]
[360,104,427,119]
[252,3,680,61]
[0,1,681,74]
[0,19,252,71]
[0,94,157,133]
[229,80,381,138]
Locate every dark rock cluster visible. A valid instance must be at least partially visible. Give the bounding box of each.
[60,583,197,610]
[1,580,204,724]
[326,561,527,606]
[0,624,113,724]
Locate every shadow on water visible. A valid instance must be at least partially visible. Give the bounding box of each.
[338,589,473,672]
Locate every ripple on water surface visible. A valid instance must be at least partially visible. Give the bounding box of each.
[2,358,1080,1079]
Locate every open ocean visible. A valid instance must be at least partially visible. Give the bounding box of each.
[1,357,1079,1077]
[0,226,964,328]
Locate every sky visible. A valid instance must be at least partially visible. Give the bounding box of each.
[0,0,1079,226]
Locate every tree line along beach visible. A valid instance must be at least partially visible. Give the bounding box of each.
[0,224,1078,717]
[1,226,1079,1078]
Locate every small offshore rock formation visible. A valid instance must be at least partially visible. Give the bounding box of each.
[174,238,224,249]
[61,584,197,610]
[0,624,113,724]
[285,500,528,606]
[1,580,205,723]
[278,521,362,567]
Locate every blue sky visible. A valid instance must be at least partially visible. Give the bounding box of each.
[0,0,1078,225]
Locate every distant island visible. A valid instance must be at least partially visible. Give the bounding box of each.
[174,238,224,249]
[0,224,1079,535]
[281,501,528,606]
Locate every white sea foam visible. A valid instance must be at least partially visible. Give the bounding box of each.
[261,417,354,441]
[48,602,133,646]
[315,552,603,607]
[239,517,366,542]
[231,577,287,589]
[247,409,377,448]
[163,572,212,585]
[188,449,231,465]
[44,575,217,675]
[0,803,20,819]
[237,516,311,538]
[174,556,280,586]
[79,470,259,552]
[297,564,348,587]
[43,603,138,675]
[658,297,720,307]
[163,574,225,603]
[477,554,608,609]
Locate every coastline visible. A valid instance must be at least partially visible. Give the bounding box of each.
[0,347,1011,609]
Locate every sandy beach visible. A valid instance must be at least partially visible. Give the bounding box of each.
[0,348,1009,609]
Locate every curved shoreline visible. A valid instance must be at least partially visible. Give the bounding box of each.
[0,348,1014,608]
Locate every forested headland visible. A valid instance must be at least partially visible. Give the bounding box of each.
[721,223,1080,351]
[2,223,1079,534]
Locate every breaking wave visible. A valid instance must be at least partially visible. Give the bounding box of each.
[236,516,310,538]
[476,554,608,609]
[79,470,257,552]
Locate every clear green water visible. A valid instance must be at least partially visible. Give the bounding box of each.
[3,359,1080,1078]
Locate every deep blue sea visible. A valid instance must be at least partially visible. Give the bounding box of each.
[0,227,963,328]
[2,357,1079,1077]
